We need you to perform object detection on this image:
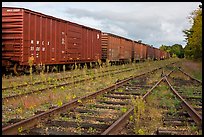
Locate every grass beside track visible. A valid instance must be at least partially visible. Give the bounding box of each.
[2,58,179,124]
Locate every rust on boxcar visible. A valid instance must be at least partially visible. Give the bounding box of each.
[153,47,161,60]
[2,8,23,67]
[119,38,132,61]
[146,44,155,60]
[141,43,147,60]
[101,33,132,62]
[101,33,120,62]
[133,41,147,61]
[2,7,102,73]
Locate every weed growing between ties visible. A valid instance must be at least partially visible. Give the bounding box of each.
[28,56,34,81]
[2,58,180,123]
[130,83,185,135]
[2,58,178,90]
[130,95,163,135]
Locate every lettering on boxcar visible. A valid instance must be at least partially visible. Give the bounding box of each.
[7,9,20,12]
[30,46,34,51]
[62,38,65,44]
[31,40,34,44]
[36,47,40,51]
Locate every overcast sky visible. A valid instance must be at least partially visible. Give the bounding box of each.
[2,2,201,48]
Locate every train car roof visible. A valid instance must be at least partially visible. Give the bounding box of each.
[102,32,133,42]
[2,7,101,32]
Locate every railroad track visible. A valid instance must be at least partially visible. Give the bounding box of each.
[155,67,202,135]
[2,66,135,91]
[2,67,139,101]
[156,76,202,134]
[103,67,202,135]
[2,60,177,103]
[2,59,176,90]
[2,63,176,135]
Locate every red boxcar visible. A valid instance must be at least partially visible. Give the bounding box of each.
[141,43,147,60]
[2,7,101,73]
[133,41,147,61]
[160,50,165,60]
[101,33,132,62]
[154,47,161,60]
[164,51,170,59]
[146,44,154,60]
[133,41,141,61]
[120,37,132,61]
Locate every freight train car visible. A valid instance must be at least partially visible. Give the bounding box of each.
[2,7,171,75]
[132,41,147,62]
[2,7,101,74]
[140,43,147,61]
[160,50,170,59]
[160,50,165,60]
[154,47,161,60]
[146,44,155,60]
[165,52,170,59]
[101,33,132,63]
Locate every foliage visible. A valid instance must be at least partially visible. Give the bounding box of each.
[159,45,171,53]
[183,5,202,59]
[171,44,184,58]
[131,96,145,134]
[159,44,184,58]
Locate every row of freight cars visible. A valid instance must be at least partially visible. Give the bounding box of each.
[2,7,170,74]
[101,33,169,62]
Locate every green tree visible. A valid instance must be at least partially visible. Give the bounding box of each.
[183,5,202,59]
[159,44,184,58]
[159,45,171,55]
[171,44,184,58]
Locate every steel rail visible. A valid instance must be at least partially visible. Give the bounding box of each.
[177,68,202,84]
[2,65,163,135]
[2,67,135,91]
[2,67,135,102]
[164,76,202,127]
[101,68,176,135]
[101,77,164,135]
[2,62,177,135]
[3,60,178,91]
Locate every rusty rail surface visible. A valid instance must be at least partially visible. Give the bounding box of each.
[101,68,175,135]
[2,67,135,91]
[101,77,165,135]
[164,76,202,127]
[2,67,135,102]
[177,68,202,84]
[2,65,164,135]
[2,62,178,135]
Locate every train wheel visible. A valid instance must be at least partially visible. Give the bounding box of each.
[51,66,58,73]
[24,66,34,74]
[13,63,22,75]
